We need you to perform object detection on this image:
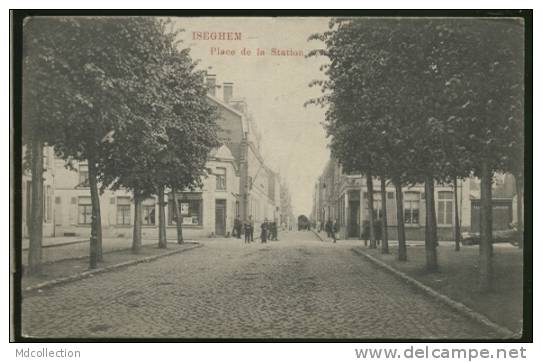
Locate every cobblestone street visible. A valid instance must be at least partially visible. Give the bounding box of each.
[22,231,500,339]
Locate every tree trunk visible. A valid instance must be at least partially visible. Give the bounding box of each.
[479,161,493,292]
[28,138,44,275]
[171,187,184,244]
[132,191,142,253]
[380,176,389,254]
[157,185,167,248]
[366,171,376,249]
[424,175,438,272]
[515,173,523,249]
[394,179,407,261]
[453,178,461,251]
[87,156,101,269]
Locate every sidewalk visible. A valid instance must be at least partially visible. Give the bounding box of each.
[354,242,523,333]
[21,237,165,265]
[21,241,202,291]
[22,236,88,250]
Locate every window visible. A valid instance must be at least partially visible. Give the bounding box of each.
[78,196,92,225]
[364,192,383,219]
[143,199,155,225]
[116,196,131,225]
[44,185,52,223]
[78,164,89,187]
[404,192,420,225]
[168,197,202,226]
[216,167,226,190]
[387,192,394,199]
[437,191,453,225]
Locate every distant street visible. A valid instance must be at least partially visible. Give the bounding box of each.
[22,231,499,339]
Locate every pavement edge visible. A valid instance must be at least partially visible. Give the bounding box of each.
[23,243,203,294]
[350,247,519,339]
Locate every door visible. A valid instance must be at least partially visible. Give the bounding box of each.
[215,199,227,236]
[470,199,512,232]
[348,201,360,238]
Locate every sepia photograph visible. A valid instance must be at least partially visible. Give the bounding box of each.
[11,10,531,342]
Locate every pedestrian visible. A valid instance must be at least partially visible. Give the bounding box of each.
[237,215,243,239]
[261,219,268,243]
[331,219,338,243]
[374,218,382,247]
[325,219,332,238]
[271,220,278,240]
[248,215,254,242]
[361,220,370,247]
[243,217,251,244]
[232,215,240,239]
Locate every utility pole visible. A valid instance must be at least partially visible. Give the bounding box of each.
[240,132,249,221]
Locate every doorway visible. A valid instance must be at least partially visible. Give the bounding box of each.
[215,199,227,236]
[348,201,360,238]
[470,199,512,232]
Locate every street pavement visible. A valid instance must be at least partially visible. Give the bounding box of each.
[21,231,500,339]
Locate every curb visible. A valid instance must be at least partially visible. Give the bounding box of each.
[23,243,203,294]
[30,241,200,266]
[22,239,89,251]
[351,247,518,339]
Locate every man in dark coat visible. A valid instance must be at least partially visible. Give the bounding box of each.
[261,219,268,243]
[325,219,332,238]
[331,219,339,243]
[243,217,251,244]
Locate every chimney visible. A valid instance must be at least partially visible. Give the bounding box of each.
[206,74,216,97]
[223,82,233,103]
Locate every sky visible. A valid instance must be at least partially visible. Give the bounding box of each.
[173,17,331,217]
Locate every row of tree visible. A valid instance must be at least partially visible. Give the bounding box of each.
[307,18,524,291]
[23,17,220,274]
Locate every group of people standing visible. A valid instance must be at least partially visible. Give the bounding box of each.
[319,219,339,243]
[232,215,279,243]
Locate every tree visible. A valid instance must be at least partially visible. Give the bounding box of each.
[102,20,220,250]
[153,38,220,246]
[307,19,418,260]
[449,19,524,291]
[22,17,71,274]
[23,17,166,268]
[453,178,461,251]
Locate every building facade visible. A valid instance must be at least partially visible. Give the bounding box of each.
[22,75,280,240]
[312,158,521,241]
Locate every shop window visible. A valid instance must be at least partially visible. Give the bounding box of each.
[78,196,92,225]
[437,191,453,225]
[169,197,202,226]
[404,192,420,225]
[116,196,131,225]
